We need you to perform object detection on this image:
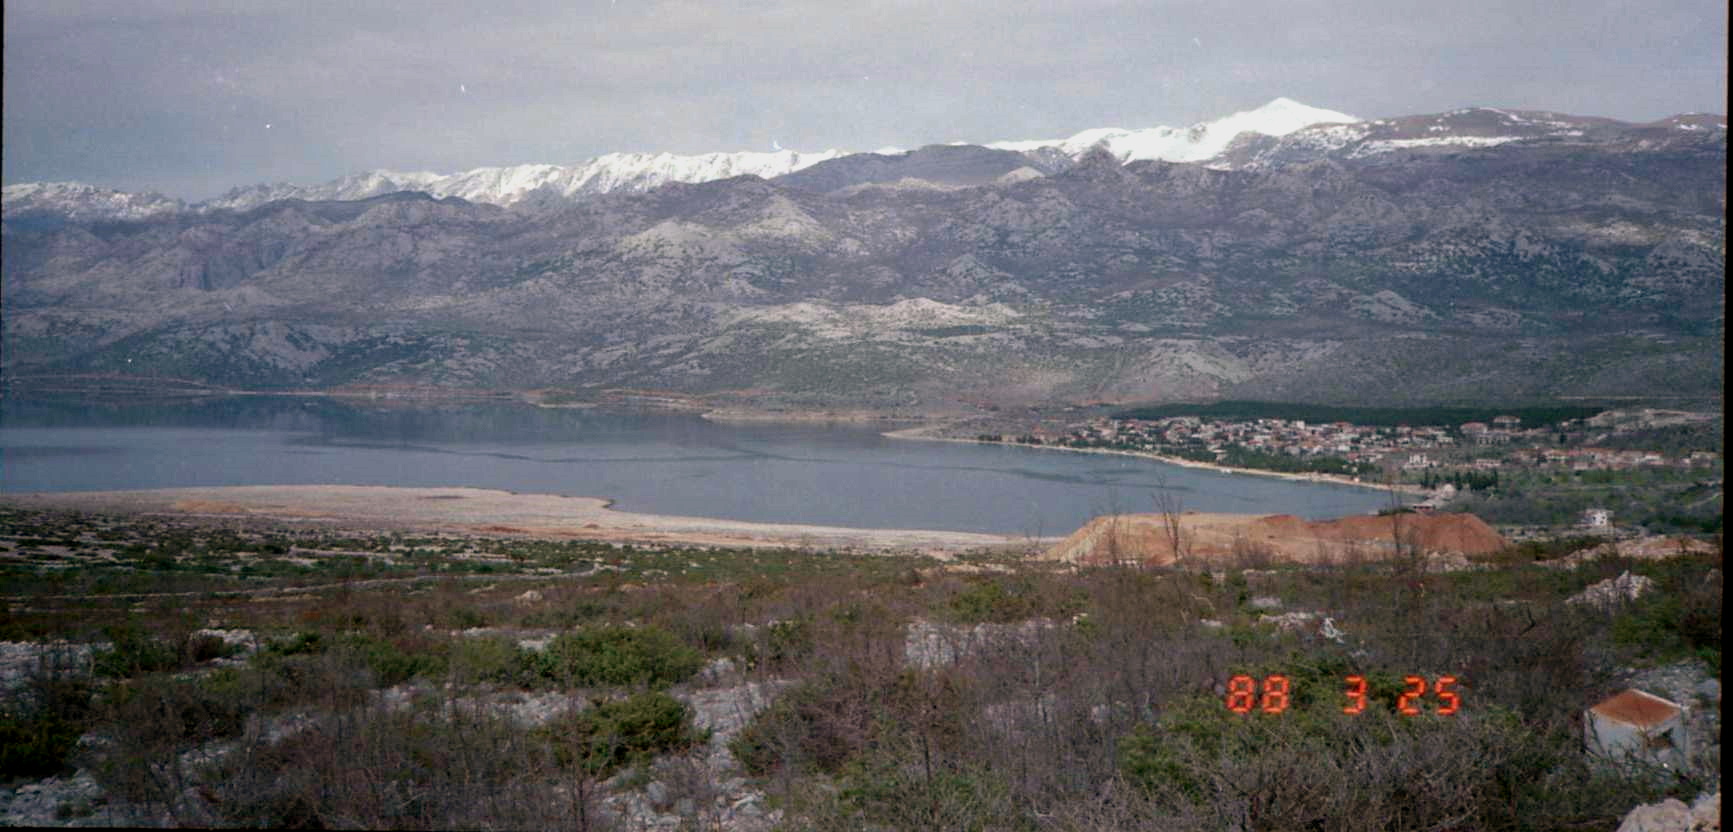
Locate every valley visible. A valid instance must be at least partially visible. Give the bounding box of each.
[1,95,1723,830]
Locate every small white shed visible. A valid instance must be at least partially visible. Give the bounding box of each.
[1585,689,1687,769]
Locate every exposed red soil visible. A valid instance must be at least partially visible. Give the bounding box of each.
[1044,511,1508,567]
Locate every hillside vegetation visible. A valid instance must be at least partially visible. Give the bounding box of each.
[0,507,1719,829]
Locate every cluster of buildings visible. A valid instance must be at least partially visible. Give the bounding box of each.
[1050,415,1719,474]
[1517,447,1718,470]
[1059,416,1456,465]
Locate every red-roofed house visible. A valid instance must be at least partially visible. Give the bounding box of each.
[1585,689,1688,769]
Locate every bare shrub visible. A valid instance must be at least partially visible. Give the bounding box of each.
[0,649,96,780]
[91,673,252,814]
[205,698,604,829]
[729,665,905,779]
[651,754,727,829]
[1230,534,1277,571]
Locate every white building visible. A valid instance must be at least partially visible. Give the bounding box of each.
[1402,453,1435,470]
[1585,689,1687,769]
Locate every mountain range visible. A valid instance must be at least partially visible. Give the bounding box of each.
[1,100,1724,412]
[4,99,1357,219]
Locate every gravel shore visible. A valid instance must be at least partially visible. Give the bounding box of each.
[1,485,1035,557]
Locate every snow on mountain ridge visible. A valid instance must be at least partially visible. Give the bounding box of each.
[1211,105,1724,170]
[0,99,1359,219]
[987,97,1359,163]
[1,182,187,221]
[200,149,854,213]
[205,170,446,211]
[27,99,1714,222]
[237,98,1356,210]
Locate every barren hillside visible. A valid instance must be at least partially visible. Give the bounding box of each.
[1042,510,1507,566]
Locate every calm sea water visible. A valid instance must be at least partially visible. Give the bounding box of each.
[0,397,1396,534]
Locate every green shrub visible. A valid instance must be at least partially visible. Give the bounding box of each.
[91,622,181,678]
[262,630,324,657]
[447,607,489,630]
[834,756,1026,831]
[448,636,528,686]
[530,626,702,688]
[197,666,259,705]
[519,599,611,629]
[0,710,87,780]
[539,691,705,777]
[948,579,1034,624]
[749,617,812,669]
[1118,720,1206,804]
[334,633,447,687]
[1611,557,1722,667]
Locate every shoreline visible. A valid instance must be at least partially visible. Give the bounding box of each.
[881,423,1428,498]
[0,485,1042,558]
[700,408,928,425]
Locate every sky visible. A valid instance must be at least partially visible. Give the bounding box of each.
[3,0,1727,200]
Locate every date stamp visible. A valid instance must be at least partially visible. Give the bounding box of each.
[1225,674,1461,716]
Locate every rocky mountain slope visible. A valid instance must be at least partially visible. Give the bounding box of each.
[1,106,1723,410]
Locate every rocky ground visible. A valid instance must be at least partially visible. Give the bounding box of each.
[0,631,792,830]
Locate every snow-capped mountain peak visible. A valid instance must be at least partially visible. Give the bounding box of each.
[1207,104,1728,170]
[1203,98,1360,145]
[196,149,854,213]
[3,98,1365,221]
[203,170,447,212]
[17,99,1719,223]
[1,181,187,221]
[987,98,1359,163]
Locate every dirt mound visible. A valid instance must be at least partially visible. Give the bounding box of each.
[1407,513,1507,555]
[1317,513,1507,555]
[1043,511,1507,567]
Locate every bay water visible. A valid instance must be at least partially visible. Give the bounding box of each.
[0,397,1397,535]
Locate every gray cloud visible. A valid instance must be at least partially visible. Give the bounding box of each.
[4,0,1725,199]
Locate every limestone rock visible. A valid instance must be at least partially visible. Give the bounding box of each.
[1568,571,1654,609]
[1616,791,1720,832]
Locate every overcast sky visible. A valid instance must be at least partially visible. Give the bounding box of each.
[4,0,1726,200]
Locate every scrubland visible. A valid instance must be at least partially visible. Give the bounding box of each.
[0,506,1720,830]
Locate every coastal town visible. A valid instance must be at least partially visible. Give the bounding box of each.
[979,409,1722,484]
